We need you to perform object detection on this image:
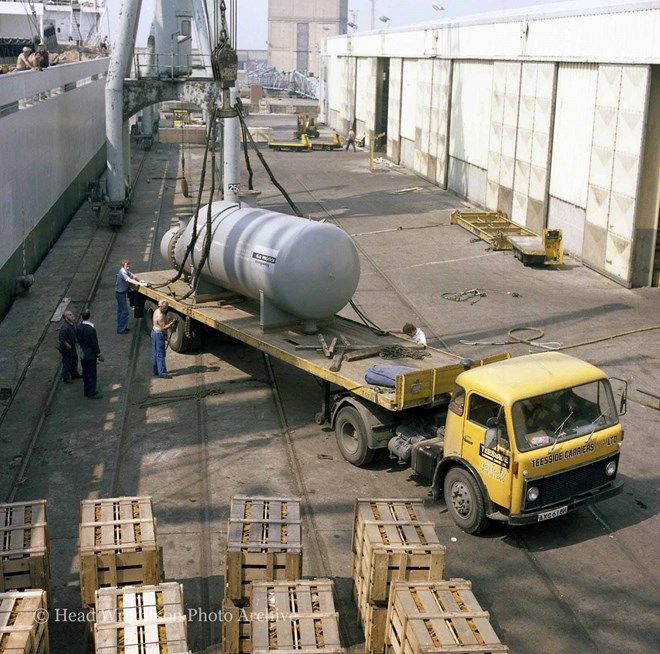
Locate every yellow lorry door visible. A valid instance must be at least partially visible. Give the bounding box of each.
[461,391,513,510]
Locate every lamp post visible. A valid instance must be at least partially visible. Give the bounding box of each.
[379,16,391,25]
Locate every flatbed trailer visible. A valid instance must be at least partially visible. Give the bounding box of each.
[308,133,343,151]
[268,134,311,152]
[133,271,507,448]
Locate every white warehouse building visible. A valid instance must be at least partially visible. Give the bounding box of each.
[320,0,660,288]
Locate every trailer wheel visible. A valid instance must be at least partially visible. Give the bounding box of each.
[335,406,375,466]
[168,313,191,353]
[443,467,489,534]
[143,301,157,335]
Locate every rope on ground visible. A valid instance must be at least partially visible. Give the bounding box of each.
[460,327,560,349]
[379,345,431,360]
[442,288,521,305]
[138,386,225,408]
[459,325,660,351]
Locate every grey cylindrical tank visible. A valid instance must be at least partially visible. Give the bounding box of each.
[161,201,360,324]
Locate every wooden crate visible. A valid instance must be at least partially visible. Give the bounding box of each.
[251,580,343,654]
[0,501,50,594]
[94,583,189,653]
[353,578,388,654]
[225,496,303,605]
[352,500,445,606]
[221,598,252,654]
[0,589,49,654]
[79,497,164,608]
[386,580,509,654]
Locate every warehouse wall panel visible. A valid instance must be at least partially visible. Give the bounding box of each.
[387,58,403,163]
[584,64,650,284]
[450,61,492,172]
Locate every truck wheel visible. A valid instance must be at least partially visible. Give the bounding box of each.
[443,467,489,534]
[167,313,191,353]
[335,406,375,466]
[143,301,157,336]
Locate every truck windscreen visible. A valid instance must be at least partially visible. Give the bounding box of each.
[511,380,617,452]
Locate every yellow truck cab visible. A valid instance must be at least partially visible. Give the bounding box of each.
[433,352,625,533]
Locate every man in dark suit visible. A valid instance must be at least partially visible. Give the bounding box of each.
[58,310,81,384]
[76,309,104,399]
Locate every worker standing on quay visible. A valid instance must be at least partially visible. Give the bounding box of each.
[345,127,356,152]
[76,309,104,399]
[58,310,81,384]
[115,260,142,333]
[152,301,175,379]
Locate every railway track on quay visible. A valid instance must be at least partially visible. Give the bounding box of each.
[0,131,658,653]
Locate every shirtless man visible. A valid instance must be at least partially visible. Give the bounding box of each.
[15,47,35,72]
[151,300,175,378]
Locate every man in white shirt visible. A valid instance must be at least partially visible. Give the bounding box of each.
[402,322,427,346]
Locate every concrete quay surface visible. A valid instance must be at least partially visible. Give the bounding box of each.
[0,113,658,653]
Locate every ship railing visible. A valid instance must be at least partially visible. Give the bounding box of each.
[132,52,213,80]
[0,58,109,116]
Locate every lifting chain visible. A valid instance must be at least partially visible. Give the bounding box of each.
[211,0,238,114]
[379,345,431,360]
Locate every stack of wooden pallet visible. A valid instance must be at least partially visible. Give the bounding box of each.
[94,583,190,653]
[250,579,343,654]
[0,588,49,654]
[386,579,509,653]
[222,496,303,654]
[352,499,446,654]
[0,500,51,653]
[78,496,164,610]
[0,500,50,596]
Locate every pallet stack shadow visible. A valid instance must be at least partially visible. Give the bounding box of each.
[352,499,446,654]
[0,500,50,653]
[222,496,304,654]
[94,583,190,654]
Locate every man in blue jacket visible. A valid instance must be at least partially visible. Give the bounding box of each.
[115,260,142,333]
[58,310,81,384]
[76,309,104,399]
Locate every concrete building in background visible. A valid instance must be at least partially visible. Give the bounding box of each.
[268,0,347,77]
[320,0,660,288]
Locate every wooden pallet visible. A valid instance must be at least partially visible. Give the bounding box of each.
[79,497,164,608]
[0,501,50,595]
[386,580,509,654]
[251,580,343,654]
[225,496,303,605]
[94,583,189,653]
[221,598,252,654]
[353,576,388,654]
[352,500,445,606]
[0,589,49,654]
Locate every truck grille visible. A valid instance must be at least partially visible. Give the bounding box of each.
[523,453,619,511]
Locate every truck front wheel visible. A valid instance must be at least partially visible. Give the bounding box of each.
[443,467,489,534]
[335,406,375,466]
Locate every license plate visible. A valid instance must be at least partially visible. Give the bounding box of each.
[538,505,568,522]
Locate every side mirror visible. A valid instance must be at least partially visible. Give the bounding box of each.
[485,426,498,448]
[610,377,628,416]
